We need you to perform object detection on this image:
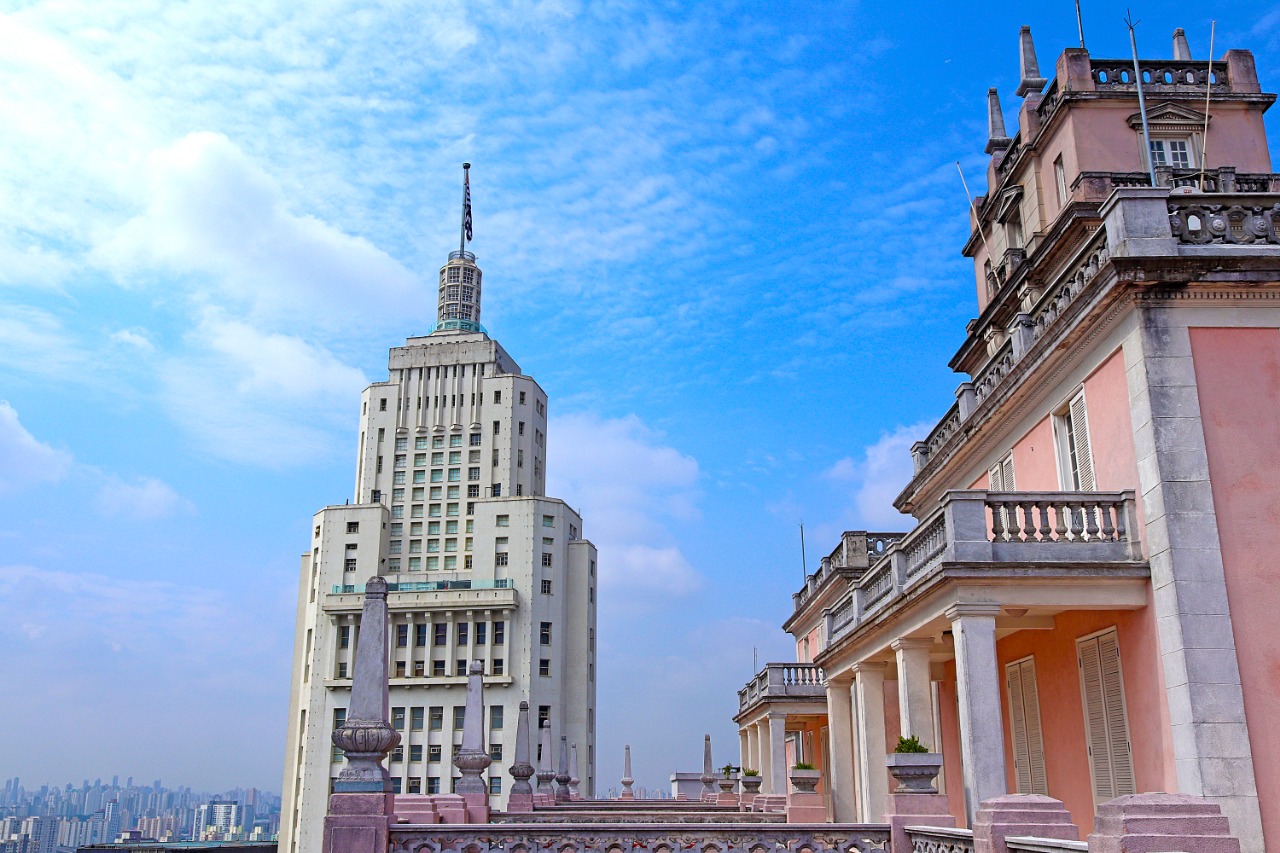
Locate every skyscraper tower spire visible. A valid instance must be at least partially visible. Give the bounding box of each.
[436,163,482,334]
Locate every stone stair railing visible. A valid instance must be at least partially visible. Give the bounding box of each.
[388,823,891,853]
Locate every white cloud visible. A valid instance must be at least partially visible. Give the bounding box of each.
[94,132,422,332]
[0,402,72,493]
[110,328,154,351]
[824,421,931,530]
[96,475,194,520]
[547,412,703,603]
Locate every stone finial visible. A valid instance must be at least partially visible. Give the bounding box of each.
[620,745,635,800]
[569,743,581,800]
[1016,26,1048,96]
[554,736,572,803]
[1173,28,1192,60]
[331,577,400,792]
[452,661,492,795]
[699,734,716,798]
[985,89,1012,154]
[536,721,555,798]
[508,701,535,796]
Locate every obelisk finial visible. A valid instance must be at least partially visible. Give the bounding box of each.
[331,577,399,791]
[985,88,1012,155]
[699,734,716,799]
[452,661,492,795]
[1016,26,1048,96]
[619,745,635,800]
[1172,28,1192,60]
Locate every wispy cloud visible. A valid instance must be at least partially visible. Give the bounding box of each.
[0,401,72,493]
[824,421,932,530]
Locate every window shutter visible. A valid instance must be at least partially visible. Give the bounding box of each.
[1001,456,1016,491]
[989,462,1004,491]
[1006,657,1048,795]
[1078,630,1133,803]
[1069,393,1095,490]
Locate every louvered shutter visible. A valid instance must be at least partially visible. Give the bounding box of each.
[1069,392,1095,490]
[1006,657,1048,795]
[1078,630,1133,803]
[989,462,1004,491]
[1001,456,1016,491]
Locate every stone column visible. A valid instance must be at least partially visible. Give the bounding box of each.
[767,715,787,797]
[745,724,759,775]
[535,721,555,803]
[893,638,936,746]
[568,743,580,800]
[852,661,888,824]
[554,736,571,803]
[825,674,857,822]
[948,603,1006,824]
[619,745,634,800]
[1122,309,1264,849]
[323,577,397,853]
[738,729,750,774]
[451,661,491,822]
[756,721,772,794]
[700,734,716,800]
[506,701,535,812]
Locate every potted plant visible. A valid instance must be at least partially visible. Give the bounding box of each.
[717,764,736,793]
[884,735,943,794]
[739,769,762,794]
[788,762,820,794]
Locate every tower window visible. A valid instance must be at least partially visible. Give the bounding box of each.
[447,268,460,283]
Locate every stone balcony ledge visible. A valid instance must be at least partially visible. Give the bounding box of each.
[736,663,827,716]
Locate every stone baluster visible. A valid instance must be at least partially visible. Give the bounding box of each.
[700,735,716,801]
[536,721,555,802]
[619,745,635,800]
[452,660,492,821]
[506,701,535,812]
[568,743,581,800]
[554,736,571,803]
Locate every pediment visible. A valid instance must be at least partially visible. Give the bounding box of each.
[995,185,1024,224]
[1127,102,1210,131]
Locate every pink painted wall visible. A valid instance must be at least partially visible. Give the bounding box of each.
[1189,326,1280,847]
[1010,416,1058,489]
[995,607,1171,835]
[937,663,967,827]
[795,626,821,662]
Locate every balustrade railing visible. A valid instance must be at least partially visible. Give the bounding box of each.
[907,826,974,853]
[738,663,826,711]
[973,340,1015,405]
[1090,58,1228,92]
[389,823,892,853]
[825,490,1142,646]
[1168,195,1280,245]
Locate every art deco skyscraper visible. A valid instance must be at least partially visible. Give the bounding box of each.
[280,168,598,853]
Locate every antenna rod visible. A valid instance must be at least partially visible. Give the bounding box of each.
[799,521,807,583]
[1199,21,1216,192]
[1125,12,1157,186]
[460,162,471,255]
[1074,0,1086,49]
[956,162,996,265]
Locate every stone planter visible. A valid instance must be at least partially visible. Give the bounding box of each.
[885,753,942,794]
[788,768,820,794]
[740,775,763,794]
[717,778,735,794]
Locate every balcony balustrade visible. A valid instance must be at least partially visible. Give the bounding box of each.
[826,490,1141,644]
[737,663,827,713]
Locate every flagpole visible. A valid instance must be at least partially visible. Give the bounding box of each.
[1074,0,1086,49]
[1199,21,1216,192]
[1124,12,1157,187]
[460,162,471,255]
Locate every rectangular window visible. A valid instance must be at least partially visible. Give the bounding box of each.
[430,469,443,483]
[432,659,445,676]
[396,624,408,648]
[431,452,444,465]
[470,432,482,446]
[468,466,480,481]
[428,504,440,517]
[394,660,406,678]
[395,454,407,468]
[344,558,357,572]
[336,661,348,679]
[393,489,405,501]
[448,468,461,482]
[519,391,526,405]
[447,503,459,516]
[433,436,445,449]
[429,745,442,762]
[496,515,509,527]
[392,707,405,730]
[1056,390,1096,491]
[1006,656,1048,795]
[414,660,425,677]
[415,436,428,450]
[390,748,403,765]
[495,553,508,566]
[543,515,554,528]
[493,658,504,675]
[493,420,500,435]
[539,659,550,677]
[538,705,550,727]
[406,777,421,794]
[541,553,553,567]
[429,706,443,730]
[491,483,501,497]
[455,659,467,676]
[410,744,423,763]
[541,579,553,595]
[434,624,447,646]
[489,776,502,795]
[339,626,351,649]
[1054,154,1068,205]
[475,622,487,644]
[540,622,552,645]
[1077,629,1135,803]
[444,555,457,570]
[411,707,425,731]
[346,521,359,533]
[453,706,466,730]
[494,390,501,403]
[490,705,504,729]
[427,777,440,794]
[457,623,469,645]
[493,621,505,645]
[489,744,503,762]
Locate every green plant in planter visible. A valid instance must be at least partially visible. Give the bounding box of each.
[792,762,815,770]
[742,769,760,777]
[722,763,735,779]
[894,735,930,754]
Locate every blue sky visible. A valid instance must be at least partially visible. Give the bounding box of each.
[2,0,1278,795]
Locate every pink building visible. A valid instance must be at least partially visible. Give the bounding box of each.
[737,26,1280,852]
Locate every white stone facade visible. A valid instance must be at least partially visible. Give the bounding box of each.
[280,252,597,853]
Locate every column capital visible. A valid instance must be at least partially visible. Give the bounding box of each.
[891,637,935,652]
[945,602,1002,620]
[850,660,887,675]
[825,671,855,688]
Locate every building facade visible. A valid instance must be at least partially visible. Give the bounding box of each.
[740,26,1279,852]
[280,241,598,853]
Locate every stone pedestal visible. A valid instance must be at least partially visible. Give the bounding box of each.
[972,794,1078,853]
[431,794,469,824]
[322,792,394,853]
[884,792,955,853]
[787,787,826,823]
[506,793,535,813]
[1088,793,1241,853]
[456,792,489,824]
[392,795,439,824]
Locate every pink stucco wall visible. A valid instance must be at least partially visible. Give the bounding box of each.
[1010,416,1058,489]
[1189,326,1280,847]
[995,607,1171,835]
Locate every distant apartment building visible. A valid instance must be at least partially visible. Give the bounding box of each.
[739,26,1279,852]
[280,229,598,852]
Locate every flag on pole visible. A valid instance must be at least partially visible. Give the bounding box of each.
[463,172,473,242]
